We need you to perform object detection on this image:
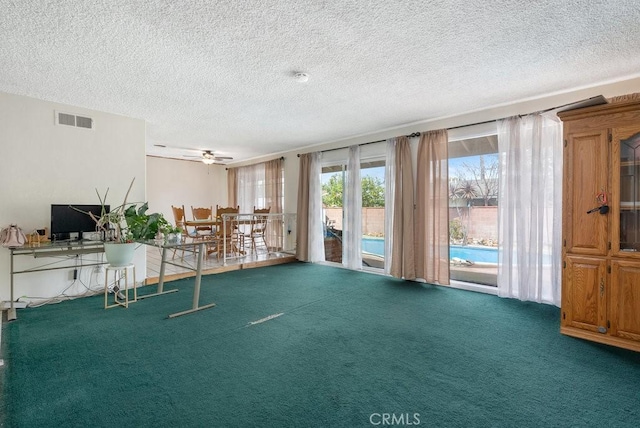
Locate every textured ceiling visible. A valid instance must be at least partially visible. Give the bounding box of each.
[1,0,640,163]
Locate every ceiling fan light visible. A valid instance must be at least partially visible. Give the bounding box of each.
[202,158,215,165]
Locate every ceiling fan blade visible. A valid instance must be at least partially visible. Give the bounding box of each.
[153,145,232,162]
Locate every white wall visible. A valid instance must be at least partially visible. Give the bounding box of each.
[145,156,227,223]
[0,92,146,302]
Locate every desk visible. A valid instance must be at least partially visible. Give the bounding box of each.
[139,239,216,318]
[7,241,106,321]
[7,240,216,320]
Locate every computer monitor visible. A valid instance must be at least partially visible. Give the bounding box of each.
[50,204,109,241]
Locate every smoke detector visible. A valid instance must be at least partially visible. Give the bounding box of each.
[294,72,309,83]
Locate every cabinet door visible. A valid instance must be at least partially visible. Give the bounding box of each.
[564,130,609,256]
[610,260,640,342]
[562,256,607,333]
[611,126,640,258]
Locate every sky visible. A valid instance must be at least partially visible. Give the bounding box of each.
[321,154,498,184]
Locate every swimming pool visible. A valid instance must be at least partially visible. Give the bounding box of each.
[362,237,384,256]
[450,245,498,264]
[362,239,498,264]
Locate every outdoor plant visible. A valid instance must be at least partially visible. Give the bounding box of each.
[449,218,464,242]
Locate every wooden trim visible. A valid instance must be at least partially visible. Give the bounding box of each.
[558,99,640,122]
[561,326,640,352]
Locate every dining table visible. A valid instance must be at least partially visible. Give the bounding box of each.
[184,217,247,259]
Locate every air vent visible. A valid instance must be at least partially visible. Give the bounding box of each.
[75,116,93,129]
[56,111,94,130]
[58,112,75,126]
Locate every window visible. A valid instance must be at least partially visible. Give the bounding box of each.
[235,159,284,213]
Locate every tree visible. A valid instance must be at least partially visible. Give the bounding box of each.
[361,176,385,207]
[322,174,343,207]
[322,174,385,207]
[460,154,499,206]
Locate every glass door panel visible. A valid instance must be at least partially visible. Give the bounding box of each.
[360,160,385,270]
[448,135,499,286]
[619,131,640,253]
[322,166,344,264]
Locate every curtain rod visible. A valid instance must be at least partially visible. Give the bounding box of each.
[447,95,607,130]
[226,156,284,170]
[295,96,607,156]
[296,132,421,157]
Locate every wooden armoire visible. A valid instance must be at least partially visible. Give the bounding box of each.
[558,95,640,352]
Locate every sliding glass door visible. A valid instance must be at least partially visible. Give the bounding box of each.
[321,158,386,270]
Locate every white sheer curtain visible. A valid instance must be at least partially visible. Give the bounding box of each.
[236,163,266,213]
[307,152,326,262]
[343,145,362,270]
[497,114,562,306]
[384,139,396,275]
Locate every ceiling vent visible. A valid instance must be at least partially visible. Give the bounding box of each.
[56,111,94,130]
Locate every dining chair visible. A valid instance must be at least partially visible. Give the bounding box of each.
[215,205,243,259]
[171,205,197,260]
[250,206,270,254]
[190,206,216,241]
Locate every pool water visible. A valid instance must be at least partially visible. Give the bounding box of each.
[362,237,384,256]
[449,245,498,263]
[361,239,498,264]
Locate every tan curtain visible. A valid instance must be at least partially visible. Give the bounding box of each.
[390,136,416,280]
[296,154,311,261]
[415,129,449,284]
[265,158,284,249]
[265,158,283,213]
[227,167,238,208]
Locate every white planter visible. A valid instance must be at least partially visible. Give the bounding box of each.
[104,242,136,267]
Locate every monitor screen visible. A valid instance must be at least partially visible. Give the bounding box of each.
[50,204,109,241]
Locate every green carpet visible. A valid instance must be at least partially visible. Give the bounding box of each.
[2,262,639,427]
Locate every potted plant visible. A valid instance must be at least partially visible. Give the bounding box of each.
[74,178,172,266]
[164,225,183,243]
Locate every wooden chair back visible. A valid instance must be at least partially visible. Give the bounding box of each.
[215,205,240,237]
[171,205,188,236]
[191,206,214,234]
[252,206,270,234]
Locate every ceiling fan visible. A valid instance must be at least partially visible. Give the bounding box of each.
[188,150,234,165]
[153,145,233,164]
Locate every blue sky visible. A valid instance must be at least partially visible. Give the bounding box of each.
[322,155,495,183]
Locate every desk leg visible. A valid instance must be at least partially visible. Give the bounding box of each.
[168,242,216,318]
[8,250,16,321]
[138,246,178,300]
